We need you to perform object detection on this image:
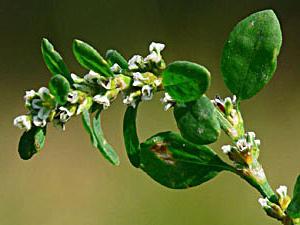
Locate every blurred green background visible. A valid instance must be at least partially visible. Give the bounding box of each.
[1,0,300,224]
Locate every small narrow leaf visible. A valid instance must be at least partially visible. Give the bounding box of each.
[162,61,210,102]
[221,10,282,100]
[41,38,72,83]
[123,104,140,168]
[106,49,129,69]
[287,175,300,218]
[49,74,70,105]
[73,39,113,77]
[173,95,221,145]
[18,126,46,160]
[140,131,232,189]
[82,110,97,148]
[92,111,120,165]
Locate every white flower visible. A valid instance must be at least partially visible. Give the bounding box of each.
[24,90,36,101]
[236,138,252,152]
[160,92,175,111]
[144,51,162,63]
[123,95,137,108]
[132,72,148,87]
[276,185,288,198]
[71,73,85,83]
[84,70,101,83]
[67,91,79,104]
[149,42,165,53]
[128,55,144,70]
[154,78,162,87]
[141,85,153,101]
[258,198,271,209]
[32,115,47,127]
[93,95,110,109]
[221,145,232,154]
[13,115,32,131]
[58,106,74,123]
[247,132,256,139]
[255,139,261,146]
[110,63,121,73]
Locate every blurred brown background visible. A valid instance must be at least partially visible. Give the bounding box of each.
[0,0,299,224]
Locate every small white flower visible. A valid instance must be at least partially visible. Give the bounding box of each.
[141,85,153,101]
[71,73,84,83]
[13,115,32,131]
[59,106,74,123]
[149,42,165,53]
[254,139,261,146]
[154,78,162,87]
[84,70,101,83]
[123,95,137,108]
[132,72,148,87]
[160,92,175,111]
[67,91,79,104]
[247,132,256,139]
[276,185,288,198]
[32,115,47,127]
[24,90,36,101]
[128,55,144,70]
[93,95,110,109]
[144,51,162,63]
[236,138,252,152]
[258,198,271,208]
[221,145,232,154]
[110,63,121,73]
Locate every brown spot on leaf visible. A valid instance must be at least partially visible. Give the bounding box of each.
[151,143,175,165]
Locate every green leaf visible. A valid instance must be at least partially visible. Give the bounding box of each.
[73,39,113,77]
[162,61,210,103]
[287,175,300,218]
[140,131,232,189]
[123,104,140,168]
[41,38,72,83]
[18,126,46,160]
[82,110,98,148]
[92,111,120,165]
[48,74,70,105]
[221,10,282,100]
[173,95,221,145]
[106,49,129,69]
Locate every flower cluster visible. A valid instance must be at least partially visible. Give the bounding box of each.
[14,42,166,131]
[221,131,261,165]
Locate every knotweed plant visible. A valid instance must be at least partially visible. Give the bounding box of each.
[14,10,300,225]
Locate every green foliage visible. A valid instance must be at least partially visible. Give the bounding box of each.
[173,95,221,145]
[48,75,70,105]
[82,110,98,148]
[287,175,300,218]
[106,49,129,69]
[123,105,140,168]
[162,61,210,102]
[18,126,46,160]
[41,38,72,83]
[73,39,113,77]
[92,111,120,165]
[221,10,282,100]
[140,131,232,189]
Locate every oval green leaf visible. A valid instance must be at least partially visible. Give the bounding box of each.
[162,61,210,102]
[92,111,120,165]
[174,95,221,145]
[73,39,113,77]
[221,10,282,100]
[287,175,300,218]
[123,104,140,168]
[106,49,129,69]
[140,131,232,189]
[18,126,46,160]
[49,74,70,105]
[41,38,72,83]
